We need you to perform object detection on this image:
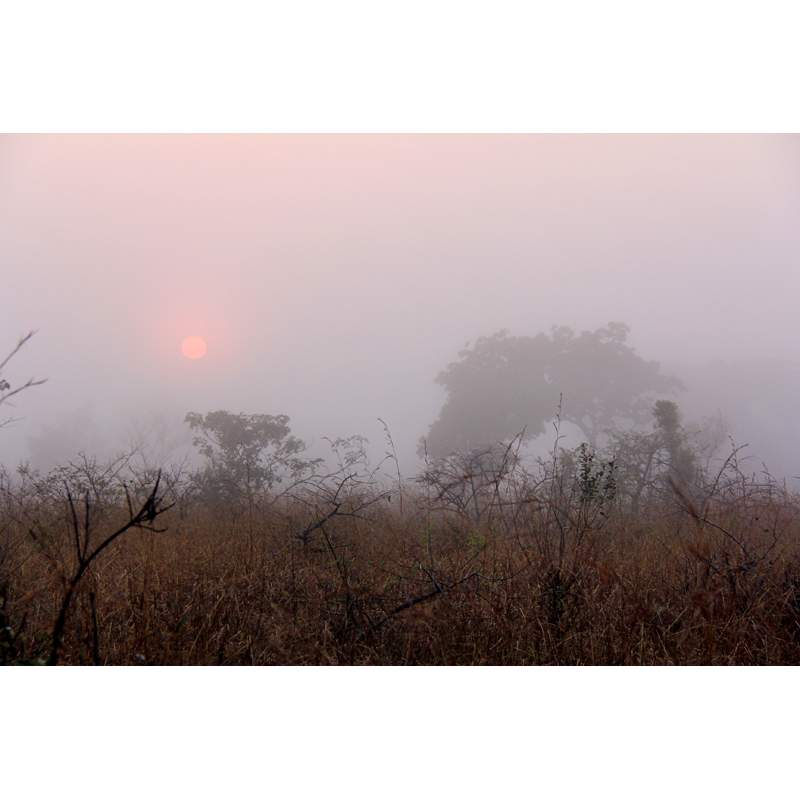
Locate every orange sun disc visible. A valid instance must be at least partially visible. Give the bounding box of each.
[181,336,207,359]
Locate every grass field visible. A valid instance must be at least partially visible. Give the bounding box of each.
[2,446,800,666]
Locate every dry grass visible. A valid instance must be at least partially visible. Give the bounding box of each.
[3,460,800,666]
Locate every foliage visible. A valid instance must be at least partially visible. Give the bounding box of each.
[604,400,698,512]
[185,410,321,505]
[530,440,619,548]
[573,442,617,513]
[653,399,697,483]
[419,322,683,457]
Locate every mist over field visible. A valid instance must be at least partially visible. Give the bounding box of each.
[2,134,800,480]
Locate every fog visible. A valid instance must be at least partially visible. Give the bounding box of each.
[2,134,799,479]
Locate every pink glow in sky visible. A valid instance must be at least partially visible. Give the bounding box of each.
[1,134,799,473]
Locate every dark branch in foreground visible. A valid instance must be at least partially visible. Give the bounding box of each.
[41,472,173,666]
[365,570,479,636]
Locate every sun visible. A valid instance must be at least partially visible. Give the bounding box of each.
[181,336,207,359]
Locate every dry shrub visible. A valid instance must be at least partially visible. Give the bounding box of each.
[2,451,800,666]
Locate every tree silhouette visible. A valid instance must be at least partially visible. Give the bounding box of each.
[185,410,319,503]
[420,323,683,458]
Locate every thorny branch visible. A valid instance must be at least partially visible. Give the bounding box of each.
[41,472,174,665]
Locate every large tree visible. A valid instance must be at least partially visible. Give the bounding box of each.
[419,323,683,458]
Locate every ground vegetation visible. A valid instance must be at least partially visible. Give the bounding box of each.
[3,411,800,665]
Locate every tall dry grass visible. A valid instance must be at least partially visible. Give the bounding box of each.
[2,452,800,665]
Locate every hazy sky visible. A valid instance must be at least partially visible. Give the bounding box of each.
[1,134,799,473]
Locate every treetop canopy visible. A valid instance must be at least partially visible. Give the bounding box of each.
[420,323,683,458]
